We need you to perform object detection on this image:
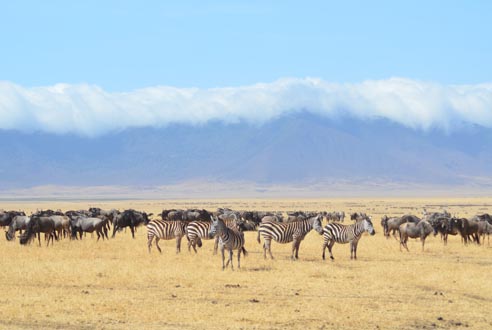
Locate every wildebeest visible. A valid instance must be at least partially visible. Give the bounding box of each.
[5,215,31,241]
[50,215,71,239]
[325,211,345,222]
[431,217,459,245]
[477,221,492,246]
[382,214,422,239]
[0,211,25,230]
[112,209,152,238]
[19,216,57,246]
[449,217,480,245]
[399,220,434,252]
[71,217,108,241]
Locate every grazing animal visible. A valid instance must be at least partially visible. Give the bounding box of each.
[71,217,108,241]
[450,218,480,245]
[208,216,247,270]
[112,210,151,238]
[146,219,188,253]
[399,220,434,252]
[19,216,56,246]
[382,215,421,239]
[325,211,345,222]
[186,218,244,254]
[322,216,375,260]
[350,212,368,221]
[5,215,31,241]
[50,215,71,239]
[0,211,25,230]
[477,221,492,246]
[257,215,323,260]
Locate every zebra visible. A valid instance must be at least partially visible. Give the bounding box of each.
[322,216,375,260]
[208,216,247,270]
[146,219,188,254]
[186,218,245,254]
[257,215,323,260]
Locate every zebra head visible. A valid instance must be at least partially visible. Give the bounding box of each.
[311,215,324,235]
[208,216,219,239]
[363,217,376,235]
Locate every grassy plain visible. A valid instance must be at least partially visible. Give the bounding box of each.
[0,197,491,330]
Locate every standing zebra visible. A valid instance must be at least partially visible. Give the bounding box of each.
[257,215,323,260]
[208,216,247,270]
[146,219,188,253]
[322,216,375,260]
[186,218,245,254]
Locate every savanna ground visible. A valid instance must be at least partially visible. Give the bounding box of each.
[0,197,491,330]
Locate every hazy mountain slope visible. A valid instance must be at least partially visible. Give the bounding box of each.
[0,113,491,188]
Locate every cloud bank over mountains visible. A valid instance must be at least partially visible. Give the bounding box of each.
[1,78,491,137]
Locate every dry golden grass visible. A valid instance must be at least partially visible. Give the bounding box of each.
[0,197,491,330]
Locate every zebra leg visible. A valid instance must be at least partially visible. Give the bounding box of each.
[226,249,234,270]
[176,236,182,254]
[155,237,162,253]
[221,245,226,270]
[147,234,154,253]
[328,240,335,260]
[192,239,198,253]
[213,236,219,255]
[237,247,241,269]
[322,240,327,260]
[353,241,359,259]
[187,235,192,252]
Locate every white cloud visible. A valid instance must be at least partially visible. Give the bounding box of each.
[0,78,491,136]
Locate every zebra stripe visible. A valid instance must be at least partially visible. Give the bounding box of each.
[209,217,247,270]
[257,216,323,260]
[146,219,188,254]
[322,218,375,260]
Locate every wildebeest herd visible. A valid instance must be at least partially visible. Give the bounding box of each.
[1,207,491,270]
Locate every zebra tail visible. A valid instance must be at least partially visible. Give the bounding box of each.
[241,246,248,257]
[256,230,261,244]
[197,237,202,248]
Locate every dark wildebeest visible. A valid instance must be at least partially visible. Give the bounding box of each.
[71,217,108,241]
[0,211,25,230]
[450,217,480,245]
[19,216,57,246]
[182,209,212,222]
[431,217,458,245]
[112,210,152,238]
[5,215,31,241]
[399,220,434,252]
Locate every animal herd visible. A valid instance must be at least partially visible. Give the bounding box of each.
[1,207,491,270]
[381,209,492,251]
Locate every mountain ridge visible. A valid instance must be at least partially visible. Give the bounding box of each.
[1,112,491,190]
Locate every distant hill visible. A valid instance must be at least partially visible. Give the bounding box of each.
[1,112,491,190]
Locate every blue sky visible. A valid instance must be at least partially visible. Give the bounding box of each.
[1,1,491,91]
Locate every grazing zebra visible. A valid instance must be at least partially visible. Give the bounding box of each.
[257,215,323,260]
[186,218,244,254]
[322,216,375,260]
[208,216,247,270]
[146,219,188,254]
